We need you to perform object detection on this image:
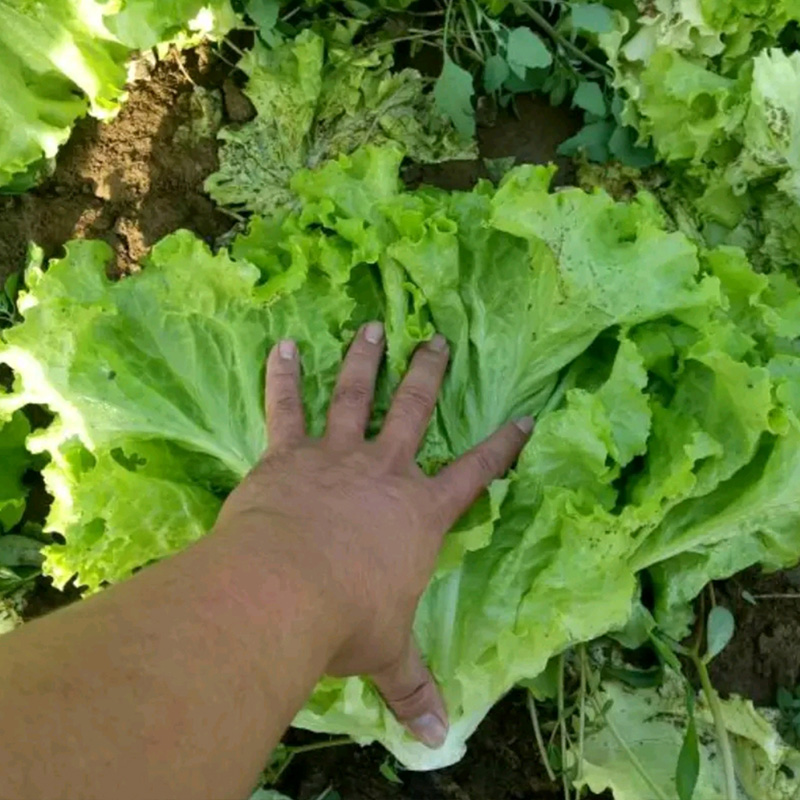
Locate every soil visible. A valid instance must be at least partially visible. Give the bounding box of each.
[0,49,580,284]
[711,568,800,706]
[3,39,797,800]
[279,691,568,800]
[0,48,232,280]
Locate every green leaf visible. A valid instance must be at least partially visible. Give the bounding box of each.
[483,54,510,93]
[573,81,606,116]
[602,665,663,689]
[649,633,685,675]
[0,412,33,532]
[676,693,699,800]
[608,126,656,168]
[8,146,800,775]
[705,606,735,661]
[570,3,615,34]
[434,56,476,138]
[0,535,43,568]
[557,120,615,162]
[245,0,280,38]
[506,27,552,77]
[4,273,19,307]
[379,757,403,784]
[248,790,291,800]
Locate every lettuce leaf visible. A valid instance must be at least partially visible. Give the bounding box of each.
[574,672,800,799]
[3,145,800,769]
[0,0,128,190]
[103,0,236,49]
[0,410,33,532]
[597,5,800,270]
[205,30,475,216]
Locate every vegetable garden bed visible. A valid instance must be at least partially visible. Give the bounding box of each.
[4,2,800,799]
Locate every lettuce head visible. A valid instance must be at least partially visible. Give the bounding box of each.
[3,145,800,768]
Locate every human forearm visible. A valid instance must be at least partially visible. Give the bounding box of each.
[0,328,530,799]
[0,517,336,800]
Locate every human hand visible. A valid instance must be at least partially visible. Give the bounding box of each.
[216,322,532,749]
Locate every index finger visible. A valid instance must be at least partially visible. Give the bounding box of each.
[431,417,533,528]
[265,340,306,450]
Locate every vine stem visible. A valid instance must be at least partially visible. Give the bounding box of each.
[527,693,557,782]
[577,646,587,792]
[511,0,613,77]
[557,653,571,800]
[693,655,737,800]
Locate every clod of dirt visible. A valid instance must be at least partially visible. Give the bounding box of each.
[223,78,257,123]
[0,48,233,280]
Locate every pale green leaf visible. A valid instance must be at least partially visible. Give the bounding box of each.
[483,53,510,93]
[506,27,552,76]
[245,0,280,35]
[573,81,607,116]
[570,2,615,34]
[705,606,735,661]
[434,56,476,138]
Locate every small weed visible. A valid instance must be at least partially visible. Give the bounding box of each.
[778,685,800,747]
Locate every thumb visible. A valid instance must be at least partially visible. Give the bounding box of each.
[371,641,449,750]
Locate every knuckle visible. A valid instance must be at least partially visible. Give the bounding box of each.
[272,392,299,415]
[384,679,435,721]
[397,384,434,418]
[473,447,501,477]
[332,381,371,408]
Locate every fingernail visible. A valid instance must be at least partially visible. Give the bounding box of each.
[363,321,384,344]
[514,416,534,434]
[429,333,448,353]
[278,340,296,360]
[406,713,448,749]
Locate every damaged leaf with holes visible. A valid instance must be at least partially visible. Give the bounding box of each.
[205,30,475,216]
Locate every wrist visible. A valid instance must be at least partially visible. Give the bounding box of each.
[208,510,349,671]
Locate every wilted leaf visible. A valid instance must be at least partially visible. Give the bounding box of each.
[484,156,516,183]
[434,56,475,138]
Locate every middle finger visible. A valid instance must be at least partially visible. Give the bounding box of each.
[326,321,385,446]
[378,334,449,464]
